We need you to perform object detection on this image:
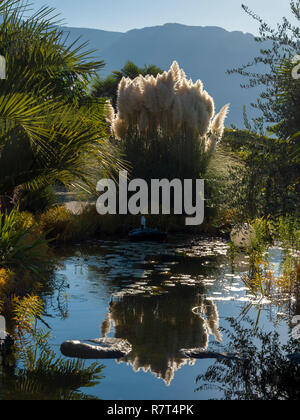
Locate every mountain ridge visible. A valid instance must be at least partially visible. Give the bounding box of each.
[61,23,264,127]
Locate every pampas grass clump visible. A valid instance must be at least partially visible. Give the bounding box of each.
[111,61,229,154]
[108,61,229,185]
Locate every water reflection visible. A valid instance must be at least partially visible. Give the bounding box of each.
[0,362,104,400]
[52,237,250,386]
[103,287,221,385]
[195,318,300,400]
[40,238,297,395]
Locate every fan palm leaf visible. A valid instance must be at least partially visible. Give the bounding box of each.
[0,0,122,208]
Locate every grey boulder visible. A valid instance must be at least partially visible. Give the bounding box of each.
[60,337,132,359]
[180,348,241,361]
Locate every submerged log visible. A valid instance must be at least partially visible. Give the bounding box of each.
[60,337,132,359]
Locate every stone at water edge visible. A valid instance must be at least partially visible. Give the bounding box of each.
[60,337,132,359]
[230,223,256,248]
[180,348,242,361]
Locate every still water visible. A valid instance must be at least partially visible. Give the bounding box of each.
[1,236,297,400]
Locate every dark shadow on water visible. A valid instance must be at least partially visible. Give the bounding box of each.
[0,361,104,400]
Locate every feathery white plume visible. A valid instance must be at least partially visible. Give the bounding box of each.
[112,61,229,151]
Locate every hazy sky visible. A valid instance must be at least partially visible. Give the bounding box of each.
[30,0,296,34]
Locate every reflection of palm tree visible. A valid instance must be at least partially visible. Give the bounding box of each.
[0,355,104,400]
[103,286,221,385]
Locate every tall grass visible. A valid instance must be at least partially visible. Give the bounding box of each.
[229,216,300,300]
[38,205,208,243]
[110,61,229,182]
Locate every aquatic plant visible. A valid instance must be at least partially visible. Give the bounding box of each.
[276,216,300,251]
[227,216,300,325]
[227,216,299,308]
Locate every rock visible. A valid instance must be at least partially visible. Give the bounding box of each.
[287,353,300,365]
[180,348,241,361]
[230,223,256,248]
[60,337,132,359]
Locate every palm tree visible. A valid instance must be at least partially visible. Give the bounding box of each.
[0,0,122,211]
[91,61,163,109]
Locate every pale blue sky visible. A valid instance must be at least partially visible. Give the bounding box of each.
[30,0,295,34]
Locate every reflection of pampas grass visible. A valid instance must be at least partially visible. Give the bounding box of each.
[109,291,211,386]
[202,299,222,342]
[192,299,222,343]
[101,315,111,337]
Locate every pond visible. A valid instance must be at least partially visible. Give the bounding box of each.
[1,236,298,400]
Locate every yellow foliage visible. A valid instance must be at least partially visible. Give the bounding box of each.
[0,268,14,292]
[12,294,43,334]
[15,211,35,230]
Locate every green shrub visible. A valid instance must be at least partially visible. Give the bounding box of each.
[0,209,51,275]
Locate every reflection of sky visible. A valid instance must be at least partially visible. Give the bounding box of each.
[42,238,293,399]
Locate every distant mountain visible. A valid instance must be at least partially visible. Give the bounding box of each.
[61,26,123,56]
[62,23,264,127]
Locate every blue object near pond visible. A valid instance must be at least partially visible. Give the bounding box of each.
[128,227,168,242]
